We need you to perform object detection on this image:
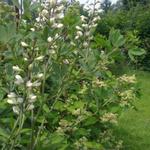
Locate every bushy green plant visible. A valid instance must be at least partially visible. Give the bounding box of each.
[97,2,150,70]
[0,1,141,149]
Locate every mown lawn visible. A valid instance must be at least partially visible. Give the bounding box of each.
[115,71,150,150]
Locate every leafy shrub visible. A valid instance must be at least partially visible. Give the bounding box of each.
[96,3,150,70]
[0,1,141,149]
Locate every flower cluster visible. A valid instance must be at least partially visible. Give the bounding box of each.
[118,89,135,107]
[118,74,136,84]
[101,112,118,124]
[74,136,88,150]
[7,40,44,114]
[35,0,64,29]
[92,78,107,88]
[7,92,23,114]
[75,0,100,49]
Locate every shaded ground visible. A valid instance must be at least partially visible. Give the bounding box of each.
[115,71,150,150]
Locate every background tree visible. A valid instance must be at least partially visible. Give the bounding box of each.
[101,0,112,13]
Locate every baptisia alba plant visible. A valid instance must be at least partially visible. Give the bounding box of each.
[0,0,139,149]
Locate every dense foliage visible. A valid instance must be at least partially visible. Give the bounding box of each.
[98,0,150,70]
[0,0,144,149]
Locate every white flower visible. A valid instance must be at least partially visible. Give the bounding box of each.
[27,104,34,110]
[21,42,28,47]
[56,23,63,29]
[35,56,44,61]
[63,59,69,64]
[53,45,57,49]
[55,33,59,39]
[83,42,88,48]
[37,73,44,79]
[26,80,33,88]
[29,94,37,103]
[13,65,22,72]
[77,31,83,37]
[24,58,28,61]
[75,26,82,31]
[70,42,76,46]
[13,106,20,114]
[75,36,79,40]
[93,16,100,22]
[41,9,48,16]
[8,92,16,98]
[7,98,17,104]
[49,50,56,54]
[30,28,35,32]
[91,23,98,28]
[80,15,87,22]
[50,17,55,23]
[35,47,39,51]
[82,24,88,28]
[14,75,24,85]
[36,17,40,22]
[47,36,53,43]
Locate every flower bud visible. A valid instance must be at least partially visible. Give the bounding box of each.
[80,15,87,22]
[35,56,44,61]
[41,9,48,16]
[13,106,20,114]
[13,65,22,72]
[26,80,33,88]
[8,92,16,98]
[56,23,63,29]
[63,59,69,65]
[47,36,53,43]
[15,75,24,85]
[77,31,83,37]
[21,42,28,47]
[7,98,17,104]
[37,73,44,79]
[83,42,88,48]
[27,104,34,110]
[29,94,37,103]
[30,28,35,32]
[75,26,82,31]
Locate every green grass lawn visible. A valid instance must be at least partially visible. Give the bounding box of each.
[115,71,150,150]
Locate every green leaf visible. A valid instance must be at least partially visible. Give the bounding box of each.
[0,24,16,44]
[0,127,9,139]
[54,101,65,111]
[129,48,146,56]
[0,89,6,100]
[43,104,50,113]
[83,116,97,126]
[84,141,104,149]
[109,29,125,48]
